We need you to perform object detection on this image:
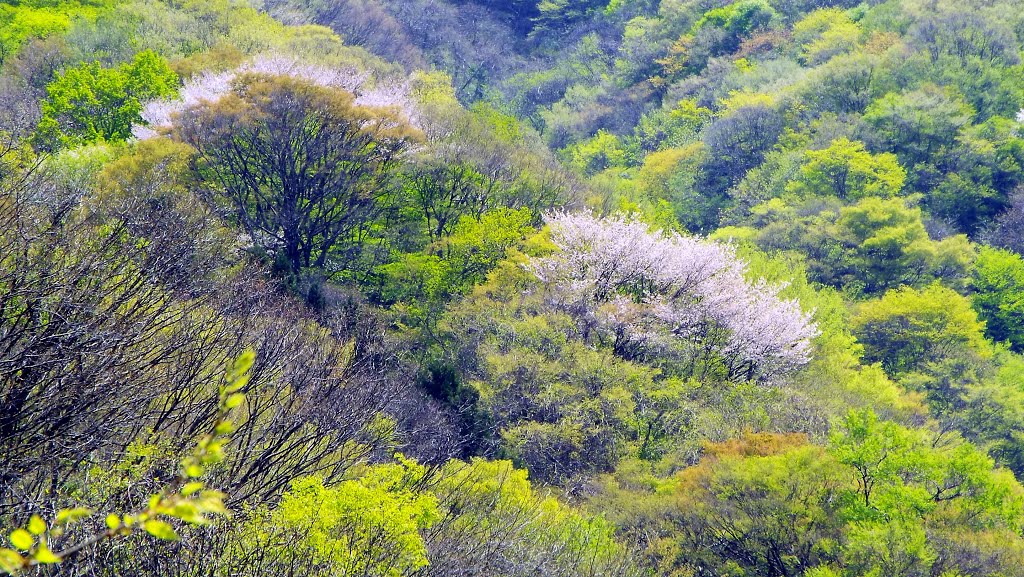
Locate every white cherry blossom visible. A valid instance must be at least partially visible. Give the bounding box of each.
[530,213,818,382]
[134,55,416,139]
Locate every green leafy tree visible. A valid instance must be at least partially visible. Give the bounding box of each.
[851,283,990,377]
[37,50,178,148]
[827,409,921,514]
[926,122,1024,233]
[629,98,713,153]
[647,416,1024,577]
[699,103,784,205]
[795,51,884,116]
[748,197,975,294]
[0,1,116,66]
[375,207,534,308]
[787,138,906,200]
[829,409,1024,532]
[692,0,778,54]
[564,129,628,176]
[861,84,974,186]
[673,438,845,576]
[833,198,974,293]
[964,352,1024,476]
[634,143,708,232]
[229,457,638,577]
[426,458,639,576]
[404,160,485,243]
[972,246,1024,350]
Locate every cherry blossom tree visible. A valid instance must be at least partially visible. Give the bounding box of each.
[530,213,818,382]
[135,56,417,138]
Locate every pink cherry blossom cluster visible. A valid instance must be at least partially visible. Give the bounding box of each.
[531,213,819,382]
[134,56,417,139]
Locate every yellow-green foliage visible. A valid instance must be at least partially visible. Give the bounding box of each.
[115,0,396,76]
[0,0,112,62]
[566,130,628,176]
[620,416,1024,576]
[972,246,1024,350]
[718,90,775,114]
[229,457,630,577]
[837,198,975,285]
[787,138,906,200]
[852,283,992,376]
[591,141,707,231]
[376,207,534,308]
[792,8,862,65]
[829,409,1024,531]
[411,70,460,111]
[747,196,975,294]
[636,143,703,200]
[244,463,438,577]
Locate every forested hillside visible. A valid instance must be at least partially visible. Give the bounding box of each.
[4,0,1024,575]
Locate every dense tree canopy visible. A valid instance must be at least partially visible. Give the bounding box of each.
[7,0,1024,575]
[175,73,419,279]
[37,50,178,148]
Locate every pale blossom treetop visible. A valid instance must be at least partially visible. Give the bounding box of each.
[530,213,819,382]
[134,55,417,139]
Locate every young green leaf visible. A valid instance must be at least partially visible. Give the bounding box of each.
[32,544,60,564]
[56,508,93,526]
[143,520,178,541]
[0,548,27,573]
[27,516,45,536]
[9,529,32,551]
[224,393,244,409]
